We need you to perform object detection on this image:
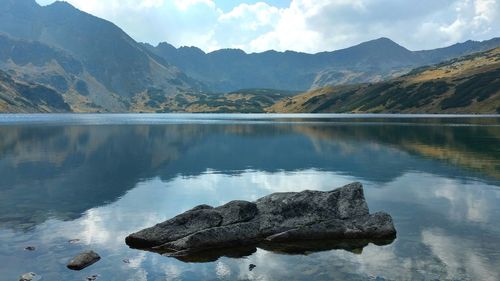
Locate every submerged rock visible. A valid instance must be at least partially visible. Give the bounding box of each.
[86,274,99,281]
[19,272,39,281]
[126,183,396,258]
[67,251,101,270]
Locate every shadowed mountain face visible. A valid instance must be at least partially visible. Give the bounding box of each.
[0,69,70,112]
[0,34,96,111]
[145,37,500,92]
[0,0,203,111]
[0,117,498,230]
[0,34,82,75]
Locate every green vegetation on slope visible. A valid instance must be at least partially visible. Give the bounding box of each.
[440,69,500,110]
[269,48,500,114]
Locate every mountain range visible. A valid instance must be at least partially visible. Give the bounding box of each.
[144,37,500,92]
[0,0,499,113]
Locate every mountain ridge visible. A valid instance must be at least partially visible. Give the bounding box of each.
[146,36,500,92]
[152,37,500,56]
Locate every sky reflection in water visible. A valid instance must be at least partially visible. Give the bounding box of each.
[0,114,499,280]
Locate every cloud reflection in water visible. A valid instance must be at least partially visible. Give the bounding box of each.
[3,170,495,281]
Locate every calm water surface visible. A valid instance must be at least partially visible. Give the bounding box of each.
[0,114,499,281]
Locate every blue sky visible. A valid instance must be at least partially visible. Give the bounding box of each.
[35,0,500,53]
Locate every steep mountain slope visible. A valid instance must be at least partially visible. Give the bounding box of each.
[146,37,500,93]
[0,69,70,112]
[0,0,202,111]
[0,34,115,111]
[269,48,500,114]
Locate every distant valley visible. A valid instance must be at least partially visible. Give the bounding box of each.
[131,89,298,113]
[0,0,499,114]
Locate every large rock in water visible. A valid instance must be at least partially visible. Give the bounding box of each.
[67,251,101,270]
[126,183,396,257]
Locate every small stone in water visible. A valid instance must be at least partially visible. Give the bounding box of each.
[123,259,130,264]
[24,246,36,251]
[19,272,39,281]
[249,264,256,271]
[87,274,99,281]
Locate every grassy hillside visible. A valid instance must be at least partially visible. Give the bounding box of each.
[269,48,500,114]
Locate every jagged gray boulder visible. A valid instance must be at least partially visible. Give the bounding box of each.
[126,182,396,257]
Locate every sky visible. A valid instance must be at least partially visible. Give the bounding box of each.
[35,0,500,53]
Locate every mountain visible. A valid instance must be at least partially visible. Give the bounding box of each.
[0,33,110,111]
[0,0,203,111]
[0,69,70,112]
[268,48,500,114]
[146,37,500,93]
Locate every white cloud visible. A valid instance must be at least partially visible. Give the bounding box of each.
[173,0,215,11]
[36,0,500,53]
[473,0,497,23]
[243,0,500,52]
[435,0,499,45]
[139,0,164,8]
[219,2,280,31]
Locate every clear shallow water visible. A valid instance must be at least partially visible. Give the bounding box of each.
[0,114,499,281]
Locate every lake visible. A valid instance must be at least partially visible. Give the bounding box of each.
[0,114,499,281]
